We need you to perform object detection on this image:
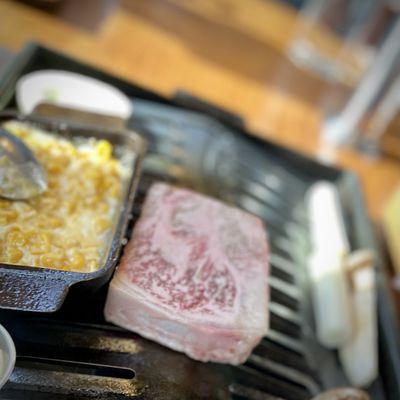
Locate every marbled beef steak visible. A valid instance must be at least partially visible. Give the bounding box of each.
[104,182,269,364]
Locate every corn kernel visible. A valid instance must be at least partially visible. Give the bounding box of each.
[28,232,51,254]
[6,247,23,263]
[108,183,121,198]
[16,129,28,139]
[6,229,26,247]
[0,200,11,209]
[97,202,110,214]
[37,217,64,229]
[40,253,64,269]
[66,201,77,215]
[87,260,98,272]
[69,251,85,270]
[30,244,50,255]
[47,162,63,174]
[95,218,111,233]
[0,210,18,224]
[96,140,112,161]
[39,255,55,268]
[56,154,70,168]
[29,232,51,245]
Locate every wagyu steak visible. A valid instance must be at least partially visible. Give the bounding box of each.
[104,182,269,364]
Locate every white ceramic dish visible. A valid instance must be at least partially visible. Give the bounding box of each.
[16,70,133,119]
[0,324,15,389]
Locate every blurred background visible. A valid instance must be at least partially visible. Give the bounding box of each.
[0,0,399,258]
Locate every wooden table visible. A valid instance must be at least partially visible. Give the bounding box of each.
[0,0,399,221]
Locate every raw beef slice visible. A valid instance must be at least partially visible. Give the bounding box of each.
[104,182,269,364]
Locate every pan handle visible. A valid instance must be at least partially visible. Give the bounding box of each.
[0,267,73,312]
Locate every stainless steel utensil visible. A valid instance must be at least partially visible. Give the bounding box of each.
[0,127,47,199]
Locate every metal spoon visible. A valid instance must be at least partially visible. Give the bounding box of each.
[0,128,47,200]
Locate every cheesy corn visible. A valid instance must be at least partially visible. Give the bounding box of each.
[0,121,127,272]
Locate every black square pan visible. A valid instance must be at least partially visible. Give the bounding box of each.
[0,111,146,312]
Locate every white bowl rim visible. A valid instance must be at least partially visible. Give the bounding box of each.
[16,69,133,119]
[0,324,16,389]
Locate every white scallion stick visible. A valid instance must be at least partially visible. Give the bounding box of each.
[307,182,353,348]
[339,257,377,387]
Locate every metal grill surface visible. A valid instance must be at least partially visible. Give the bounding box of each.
[0,100,385,399]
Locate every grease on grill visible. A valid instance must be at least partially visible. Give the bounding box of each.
[65,333,142,354]
[9,366,142,398]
